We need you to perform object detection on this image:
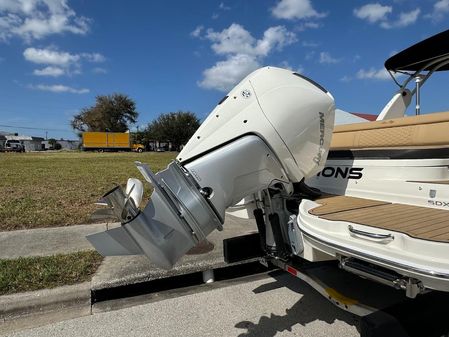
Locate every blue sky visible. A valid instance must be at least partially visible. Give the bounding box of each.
[0,0,448,139]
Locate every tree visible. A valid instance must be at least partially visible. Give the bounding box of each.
[71,93,138,133]
[144,111,201,151]
[131,131,145,146]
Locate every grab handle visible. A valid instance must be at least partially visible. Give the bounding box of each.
[348,225,394,241]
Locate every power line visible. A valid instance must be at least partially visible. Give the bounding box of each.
[0,124,73,132]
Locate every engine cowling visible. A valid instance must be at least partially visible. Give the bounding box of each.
[87,67,335,269]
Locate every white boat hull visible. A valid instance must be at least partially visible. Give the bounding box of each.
[296,155,449,294]
[298,199,449,292]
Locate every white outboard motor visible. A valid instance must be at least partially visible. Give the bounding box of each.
[87,67,335,269]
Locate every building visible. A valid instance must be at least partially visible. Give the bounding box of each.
[42,139,80,150]
[0,131,14,150]
[147,140,172,151]
[0,129,81,151]
[58,139,80,150]
[0,135,5,150]
[5,135,45,151]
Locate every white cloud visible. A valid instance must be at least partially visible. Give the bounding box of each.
[0,0,90,42]
[33,66,65,77]
[196,23,297,92]
[92,67,107,74]
[389,50,398,57]
[219,2,230,11]
[81,52,105,63]
[354,3,420,29]
[427,0,449,21]
[380,9,420,29]
[198,54,260,92]
[434,0,449,11]
[29,83,89,94]
[205,24,257,56]
[305,50,315,60]
[0,1,32,14]
[354,3,392,23]
[255,26,297,56]
[271,0,326,20]
[23,47,105,76]
[319,51,340,64]
[190,25,203,37]
[23,47,79,66]
[356,67,391,80]
[302,41,319,48]
[205,23,296,57]
[279,60,304,73]
[297,21,321,30]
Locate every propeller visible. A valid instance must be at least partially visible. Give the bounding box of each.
[89,178,144,222]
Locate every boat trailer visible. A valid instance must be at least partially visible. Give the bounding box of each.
[223,233,449,337]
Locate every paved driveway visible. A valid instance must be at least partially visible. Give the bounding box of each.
[7,272,360,337]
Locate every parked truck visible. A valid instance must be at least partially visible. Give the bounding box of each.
[3,139,25,152]
[81,132,145,152]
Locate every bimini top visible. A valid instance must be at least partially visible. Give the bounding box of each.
[385,29,449,72]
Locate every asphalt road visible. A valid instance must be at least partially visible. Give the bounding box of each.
[7,273,360,337]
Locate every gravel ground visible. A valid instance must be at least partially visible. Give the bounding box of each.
[6,273,360,337]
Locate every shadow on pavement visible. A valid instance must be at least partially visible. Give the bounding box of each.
[234,272,360,337]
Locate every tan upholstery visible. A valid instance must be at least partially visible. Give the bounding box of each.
[331,111,449,150]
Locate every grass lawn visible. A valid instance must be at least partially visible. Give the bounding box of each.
[0,151,176,230]
[0,251,103,295]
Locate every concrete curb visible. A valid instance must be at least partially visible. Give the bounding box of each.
[0,282,91,335]
[0,259,264,335]
[0,223,119,259]
[0,216,260,334]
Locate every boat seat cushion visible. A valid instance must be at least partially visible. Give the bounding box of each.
[331,111,449,149]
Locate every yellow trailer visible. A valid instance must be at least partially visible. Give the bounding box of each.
[82,132,135,152]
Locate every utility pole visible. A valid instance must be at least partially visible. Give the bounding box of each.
[45,131,48,140]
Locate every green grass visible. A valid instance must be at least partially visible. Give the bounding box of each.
[0,251,103,295]
[0,151,176,230]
